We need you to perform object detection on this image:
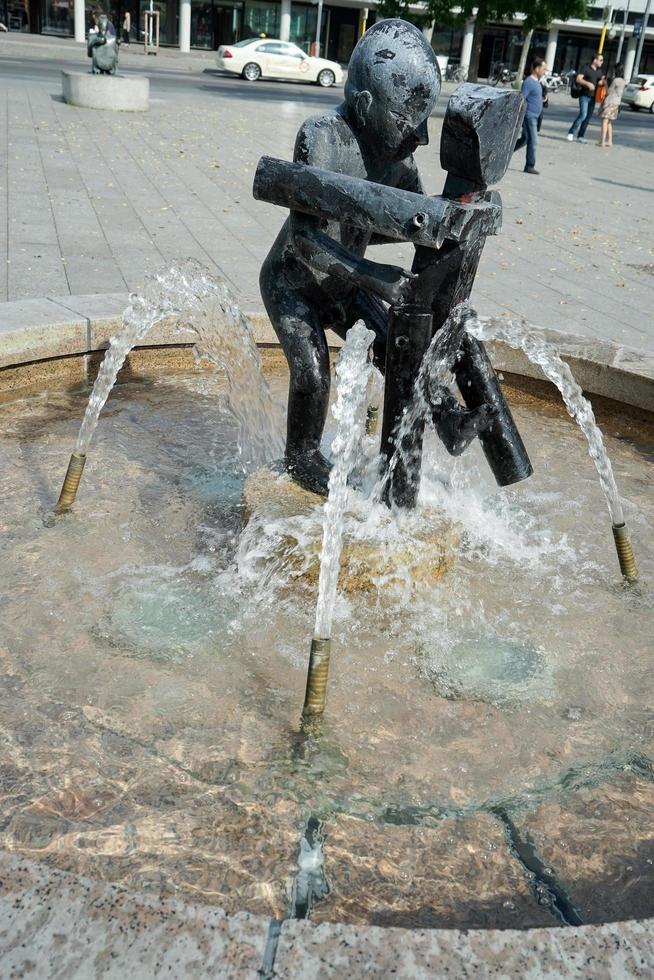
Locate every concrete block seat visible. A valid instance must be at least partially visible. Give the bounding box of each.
[61,70,149,112]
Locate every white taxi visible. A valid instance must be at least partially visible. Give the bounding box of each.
[216,38,344,87]
[622,75,654,112]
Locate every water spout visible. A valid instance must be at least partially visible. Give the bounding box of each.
[53,261,282,515]
[302,321,374,724]
[53,451,86,514]
[470,316,638,582]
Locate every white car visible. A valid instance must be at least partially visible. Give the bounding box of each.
[622,75,654,112]
[216,38,344,87]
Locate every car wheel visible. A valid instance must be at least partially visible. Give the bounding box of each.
[317,69,335,88]
[242,62,261,82]
[630,104,640,111]
[650,102,654,114]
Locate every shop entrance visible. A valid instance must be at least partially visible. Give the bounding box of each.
[325,6,358,64]
[192,0,242,49]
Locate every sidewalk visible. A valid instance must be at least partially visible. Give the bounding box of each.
[1,32,653,354]
[0,29,219,71]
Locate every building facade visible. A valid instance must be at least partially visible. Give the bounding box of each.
[433,4,654,80]
[2,0,653,79]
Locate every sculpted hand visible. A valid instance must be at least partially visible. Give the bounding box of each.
[364,265,416,306]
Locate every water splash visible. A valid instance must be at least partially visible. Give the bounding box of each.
[75,261,283,467]
[470,316,625,525]
[314,321,375,640]
[290,816,329,919]
[373,303,473,507]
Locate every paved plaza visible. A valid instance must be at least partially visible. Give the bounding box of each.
[0,32,653,351]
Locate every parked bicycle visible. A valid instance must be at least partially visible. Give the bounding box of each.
[488,61,517,86]
[544,72,566,92]
[444,62,468,83]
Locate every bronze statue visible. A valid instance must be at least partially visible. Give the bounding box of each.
[88,13,118,75]
[257,19,532,501]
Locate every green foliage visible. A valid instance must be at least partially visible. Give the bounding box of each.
[415,0,587,29]
[376,0,432,28]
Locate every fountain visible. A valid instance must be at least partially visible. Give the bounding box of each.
[61,13,149,112]
[1,17,653,976]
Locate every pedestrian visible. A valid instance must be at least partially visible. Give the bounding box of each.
[567,52,605,143]
[598,63,626,147]
[514,56,548,175]
[122,9,130,44]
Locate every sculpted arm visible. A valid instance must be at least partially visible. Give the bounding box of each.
[369,160,424,245]
[289,120,415,305]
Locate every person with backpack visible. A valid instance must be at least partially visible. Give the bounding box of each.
[567,53,605,143]
[514,57,548,175]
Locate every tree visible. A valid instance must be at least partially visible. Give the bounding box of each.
[378,0,587,81]
[376,0,432,30]
[515,27,534,83]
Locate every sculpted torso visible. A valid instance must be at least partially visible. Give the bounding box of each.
[265,107,421,320]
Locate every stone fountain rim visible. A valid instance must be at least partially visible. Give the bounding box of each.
[0,292,653,414]
[2,849,654,977]
[1,294,653,975]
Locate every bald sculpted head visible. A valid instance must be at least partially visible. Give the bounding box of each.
[345,20,441,160]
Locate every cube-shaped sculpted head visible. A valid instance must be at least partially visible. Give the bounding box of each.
[441,84,526,188]
[345,19,441,161]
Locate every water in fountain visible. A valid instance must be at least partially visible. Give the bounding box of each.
[3,332,653,927]
[75,260,283,467]
[468,315,625,526]
[314,321,375,640]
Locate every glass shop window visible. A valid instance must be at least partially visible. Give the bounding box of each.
[289,3,316,54]
[42,0,73,35]
[242,0,278,40]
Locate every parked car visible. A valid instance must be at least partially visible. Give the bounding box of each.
[622,75,654,112]
[216,38,344,87]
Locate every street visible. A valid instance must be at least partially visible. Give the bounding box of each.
[2,50,654,145]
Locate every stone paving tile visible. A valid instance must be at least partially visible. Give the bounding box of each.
[510,772,654,926]
[7,244,70,300]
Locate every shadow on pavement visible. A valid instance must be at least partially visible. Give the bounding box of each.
[593,177,654,193]
[198,81,342,108]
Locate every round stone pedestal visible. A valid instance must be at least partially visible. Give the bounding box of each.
[61,71,149,112]
[242,467,459,593]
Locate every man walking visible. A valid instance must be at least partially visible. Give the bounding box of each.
[567,53,605,143]
[514,57,548,175]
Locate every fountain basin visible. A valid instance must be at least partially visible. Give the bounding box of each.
[1,299,653,975]
[61,71,150,112]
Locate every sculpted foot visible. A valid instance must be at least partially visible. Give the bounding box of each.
[435,402,498,456]
[286,450,332,497]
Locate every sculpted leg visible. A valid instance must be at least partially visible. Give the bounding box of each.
[261,281,332,495]
[348,289,496,457]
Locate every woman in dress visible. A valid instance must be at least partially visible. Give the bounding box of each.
[598,64,626,147]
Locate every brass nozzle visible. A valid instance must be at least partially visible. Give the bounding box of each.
[301,637,331,722]
[366,405,379,435]
[612,522,638,583]
[54,451,86,514]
